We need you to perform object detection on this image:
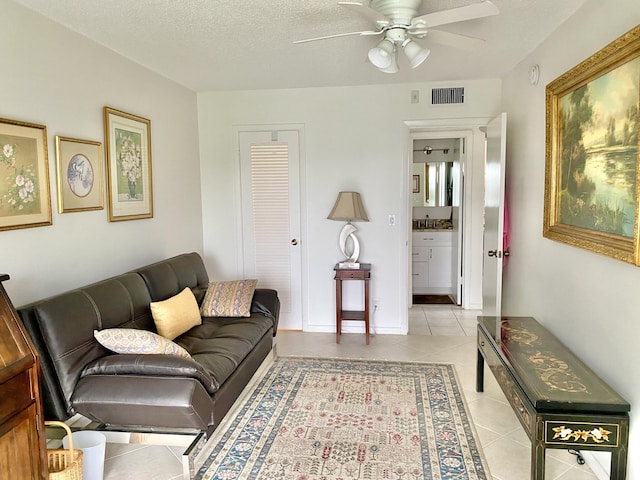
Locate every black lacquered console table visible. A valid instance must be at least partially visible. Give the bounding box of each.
[476,316,630,480]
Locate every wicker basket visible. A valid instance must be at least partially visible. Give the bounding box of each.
[45,421,83,480]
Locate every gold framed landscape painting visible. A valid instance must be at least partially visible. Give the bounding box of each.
[104,107,153,222]
[0,118,51,231]
[55,136,104,213]
[544,25,640,265]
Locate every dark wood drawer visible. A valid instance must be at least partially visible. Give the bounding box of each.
[543,415,626,449]
[336,270,370,279]
[0,370,34,425]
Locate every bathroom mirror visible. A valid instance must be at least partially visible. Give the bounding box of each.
[412,161,454,207]
[412,138,460,208]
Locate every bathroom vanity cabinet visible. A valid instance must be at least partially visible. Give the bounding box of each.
[412,231,454,294]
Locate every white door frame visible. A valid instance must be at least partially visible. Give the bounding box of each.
[233,124,307,330]
[402,118,492,328]
[409,132,467,304]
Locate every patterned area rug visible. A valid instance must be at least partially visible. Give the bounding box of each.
[195,357,490,480]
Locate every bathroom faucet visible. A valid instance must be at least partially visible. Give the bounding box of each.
[426,215,435,228]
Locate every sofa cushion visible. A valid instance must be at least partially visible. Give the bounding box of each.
[176,314,272,387]
[94,328,192,359]
[150,287,201,340]
[134,252,209,302]
[200,279,257,317]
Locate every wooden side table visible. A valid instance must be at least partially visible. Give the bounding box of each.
[334,263,371,345]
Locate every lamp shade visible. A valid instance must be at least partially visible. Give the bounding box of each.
[368,39,394,69]
[379,49,399,74]
[402,39,430,69]
[327,192,369,222]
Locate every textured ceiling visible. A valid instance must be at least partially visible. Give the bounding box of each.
[11,0,588,92]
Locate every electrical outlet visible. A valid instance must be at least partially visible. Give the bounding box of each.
[388,215,396,226]
[373,299,380,310]
[411,90,419,104]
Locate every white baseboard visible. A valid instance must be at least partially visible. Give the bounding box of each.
[302,324,404,335]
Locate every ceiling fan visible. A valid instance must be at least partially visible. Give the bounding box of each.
[294,0,499,73]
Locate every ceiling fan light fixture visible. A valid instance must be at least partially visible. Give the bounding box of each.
[368,38,394,68]
[379,48,399,73]
[402,38,430,68]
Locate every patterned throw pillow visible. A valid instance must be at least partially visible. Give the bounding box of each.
[94,328,192,359]
[200,279,257,317]
[150,287,202,340]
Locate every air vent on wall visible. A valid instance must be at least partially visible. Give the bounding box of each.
[431,87,465,105]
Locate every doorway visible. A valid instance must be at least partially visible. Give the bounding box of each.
[410,134,465,307]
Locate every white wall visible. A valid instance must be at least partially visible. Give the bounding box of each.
[197,80,501,334]
[0,1,203,306]
[502,0,640,476]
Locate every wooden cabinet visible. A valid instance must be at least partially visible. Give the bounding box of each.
[412,231,454,294]
[0,274,46,480]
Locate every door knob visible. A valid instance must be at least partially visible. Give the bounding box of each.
[291,239,298,245]
[487,250,502,258]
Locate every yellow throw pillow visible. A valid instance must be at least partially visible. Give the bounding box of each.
[150,287,202,340]
[200,279,257,317]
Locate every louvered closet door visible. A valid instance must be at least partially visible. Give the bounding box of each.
[239,130,302,330]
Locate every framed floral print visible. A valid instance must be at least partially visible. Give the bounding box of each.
[0,118,52,231]
[55,136,104,213]
[104,107,153,221]
[544,25,640,265]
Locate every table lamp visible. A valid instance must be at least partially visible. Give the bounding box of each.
[327,191,369,268]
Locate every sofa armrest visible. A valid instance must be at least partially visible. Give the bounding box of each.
[72,375,214,431]
[251,288,280,334]
[82,354,219,394]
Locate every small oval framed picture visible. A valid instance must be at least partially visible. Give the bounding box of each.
[55,136,104,213]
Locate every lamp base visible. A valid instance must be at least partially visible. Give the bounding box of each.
[338,223,361,264]
[338,262,361,269]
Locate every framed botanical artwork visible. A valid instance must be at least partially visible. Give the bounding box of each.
[0,118,52,231]
[104,107,153,221]
[412,174,420,193]
[55,136,104,213]
[544,25,640,265]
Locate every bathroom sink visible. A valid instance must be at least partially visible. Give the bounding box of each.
[412,219,453,230]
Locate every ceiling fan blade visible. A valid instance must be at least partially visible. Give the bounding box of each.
[411,0,498,29]
[425,29,485,50]
[293,30,383,44]
[338,2,390,27]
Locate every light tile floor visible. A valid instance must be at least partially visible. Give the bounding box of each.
[99,304,599,479]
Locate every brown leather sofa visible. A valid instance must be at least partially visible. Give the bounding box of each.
[18,252,279,436]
